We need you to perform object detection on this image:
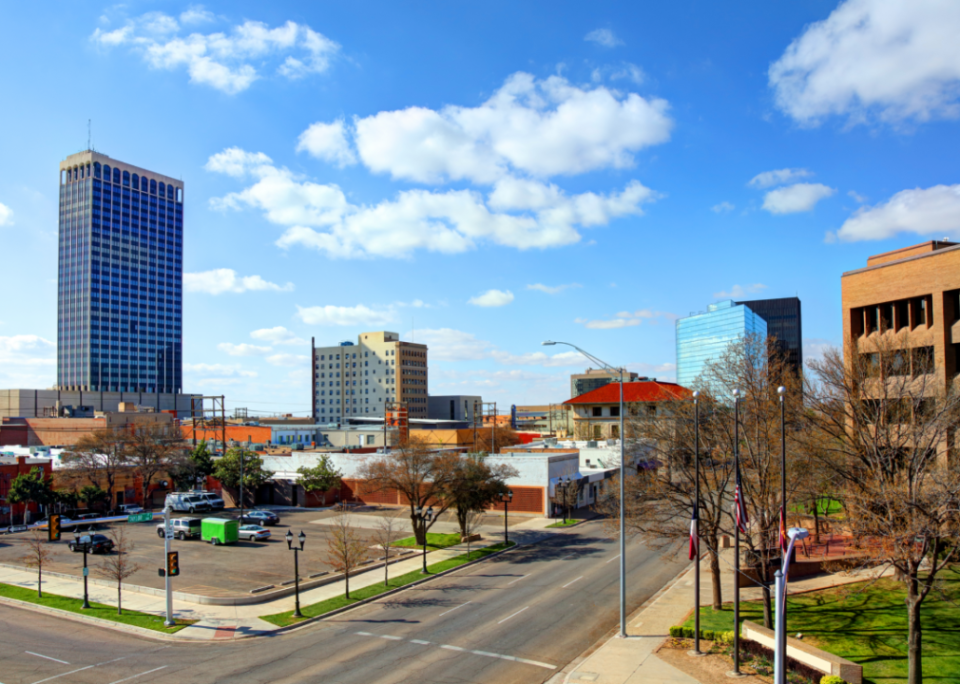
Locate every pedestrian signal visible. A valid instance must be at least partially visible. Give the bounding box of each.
[48,515,61,542]
[167,551,180,577]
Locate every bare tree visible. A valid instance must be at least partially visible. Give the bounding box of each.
[444,455,517,536]
[802,333,960,684]
[125,423,187,509]
[67,428,132,511]
[372,511,403,587]
[599,392,734,611]
[21,529,53,598]
[326,510,369,598]
[461,508,483,558]
[358,437,461,545]
[96,527,141,615]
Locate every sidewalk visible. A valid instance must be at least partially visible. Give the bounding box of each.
[0,516,561,641]
[560,547,889,684]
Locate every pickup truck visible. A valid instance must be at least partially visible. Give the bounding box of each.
[156,517,202,540]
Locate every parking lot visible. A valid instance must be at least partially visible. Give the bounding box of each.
[0,507,409,597]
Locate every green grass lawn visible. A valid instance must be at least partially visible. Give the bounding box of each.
[262,541,515,627]
[790,497,843,516]
[682,569,960,684]
[0,582,194,633]
[546,519,581,528]
[391,532,463,550]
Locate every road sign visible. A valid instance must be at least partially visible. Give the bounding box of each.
[128,512,153,523]
[82,567,89,577]
[165,520,174,539]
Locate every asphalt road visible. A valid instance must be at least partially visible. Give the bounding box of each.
[0,522,685,684]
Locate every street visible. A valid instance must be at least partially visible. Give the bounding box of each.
[0,523,685,684]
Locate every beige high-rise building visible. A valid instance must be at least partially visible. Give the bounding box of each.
[311,332,428,422]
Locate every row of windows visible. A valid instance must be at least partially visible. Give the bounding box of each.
[63,162,183,203]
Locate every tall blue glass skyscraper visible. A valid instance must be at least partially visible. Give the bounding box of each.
[676,300,767,389]
[58,151,183,394]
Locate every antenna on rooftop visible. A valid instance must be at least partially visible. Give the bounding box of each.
[87,119,91,151]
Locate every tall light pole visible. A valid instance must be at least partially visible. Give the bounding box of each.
[777,385,787,681]
[74,531,91,610]
[499,490,513,546]
[285,530,306,619]
[542,340,627,638]
[693,390,702,656]
[415,505,434,573]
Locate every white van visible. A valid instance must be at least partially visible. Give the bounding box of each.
[164,493,212,514]
[191,491,225,511]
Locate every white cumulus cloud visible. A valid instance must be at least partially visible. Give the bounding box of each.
[250,326,307,345]
[184,268,293,294]
[91,14,339,94]
[748,168,813,188]
[833,184,960,242]
[769,0,960,126]
[585,28,624,48]
[711,201,735,214]
[413,328,582,367]
[350,72,671,184]
[762,183,835,214]
[266,353,309,367]
[575,309,677,330]
[713,283,768,299]
[297,118,357,167]
[204,148,273,177]
[468,289,514,307]
[179,6,215,25]
[0,202,12,226]
[296,304,395,327]
[526,283,580,294]
[217,343,271,356]
[184,362,256,377]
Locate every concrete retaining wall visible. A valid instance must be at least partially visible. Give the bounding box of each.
[742,619,862,684]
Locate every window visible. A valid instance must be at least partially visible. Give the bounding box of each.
[113,167,121,183]
[104,165,111,181]
[912,346,934,376]
[593,425,603,439]
[861,353,881,377]
[610,406,620,417]
[866,306,879,334]
[592,406,603,417]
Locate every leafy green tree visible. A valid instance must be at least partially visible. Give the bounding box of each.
[213,448,272,506]
[79,485,109,512]
[53,489,80,514]
[297,455,342,505]
[190,441,215,479]
[7,467,52,524]
[169,441,217,492]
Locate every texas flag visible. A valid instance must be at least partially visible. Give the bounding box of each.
[689,506,699,560]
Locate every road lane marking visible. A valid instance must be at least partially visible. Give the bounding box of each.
[32,667,95,684]
[506,574,528,586]
[31,647,171,684]
[378,635,403,641]
[605,553,621,564]
[26,652,69,665]
[438,601,472,617]
[352,631,556,670]
[497,606,529,624]
[561,576,583,589]
[106,667,168,684]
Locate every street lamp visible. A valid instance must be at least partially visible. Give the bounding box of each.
[499,490,513,546]
[285,529,306,618]
[775,527,809,684]
[543,340,628,638]
[414,506,434,573]
[74,531,91,609]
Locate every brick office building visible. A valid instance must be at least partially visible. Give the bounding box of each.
[842,240,960,463]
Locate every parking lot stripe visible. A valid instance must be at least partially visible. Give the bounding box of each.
[106,666,168,684]
[31,666,95,684]
[26,652,69,665]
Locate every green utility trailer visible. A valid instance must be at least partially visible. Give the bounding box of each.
[201,517,239,545]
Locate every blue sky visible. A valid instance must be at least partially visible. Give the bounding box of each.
[2,1,960,415]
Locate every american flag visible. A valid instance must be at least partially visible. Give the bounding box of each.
[734,467,749,533]
[689,505,699,561]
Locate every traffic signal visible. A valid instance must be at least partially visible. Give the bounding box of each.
[166,551,180,577]
[48,514,61,542]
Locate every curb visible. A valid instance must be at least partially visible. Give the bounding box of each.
[0,595,194,643]
[260,540,525,637]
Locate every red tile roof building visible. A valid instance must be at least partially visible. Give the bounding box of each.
[562,381,692,440]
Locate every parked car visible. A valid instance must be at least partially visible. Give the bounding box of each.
[237,524,271,542]
[165,493,213,514]
[156,518,202,540]
[117,504,144,515]
[191,491,225,511]
[69,534,114,554]
[237,510,280,526]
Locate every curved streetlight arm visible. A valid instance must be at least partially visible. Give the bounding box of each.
[543,341,624,380]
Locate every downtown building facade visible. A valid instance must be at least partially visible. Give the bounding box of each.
[57,151,183,395]
[676,300,768,389]
[569,368,641,398]
[312,331,428,422]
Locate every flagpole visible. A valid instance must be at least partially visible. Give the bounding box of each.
[693,391,702,656]
[732,388,742,677]
[778,385,787,683]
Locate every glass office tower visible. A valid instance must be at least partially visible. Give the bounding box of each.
[676,300,767,389]
[735,297,803,376]
[57,151,183,394]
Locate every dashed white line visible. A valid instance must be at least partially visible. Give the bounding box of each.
[410,639,432,645]
[497,606,529,624]
[352,631,556,670]
[441,645,467,652]
[32,667,94,684]
[605,553,622,564]
[561,576,583,589]
[378,635,403,641]
[26,652,69,665]
[438,600,472,617]
[106,667,168,684]
[506,574,528,586]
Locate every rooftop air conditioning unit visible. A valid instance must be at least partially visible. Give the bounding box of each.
[586,440,598,448]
